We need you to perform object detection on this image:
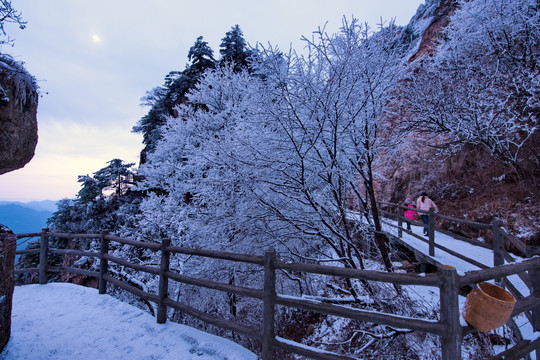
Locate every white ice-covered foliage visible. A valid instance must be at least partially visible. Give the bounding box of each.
[138,19,405,274]
[400,0,539,192]
[130,22,411,340]
[137,65,268,251]
[436,0,539,155]
[253,19,406,272]
[135,65,271,328]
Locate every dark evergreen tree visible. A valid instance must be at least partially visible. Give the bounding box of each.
[187,36,215,76]
[133,36,217,163]
[166,36,215,111]
[76,175,102,203]
[219,25,252,72]
[47,159,137,236]
[93,158,135,196]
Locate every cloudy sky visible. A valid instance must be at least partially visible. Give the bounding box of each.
[0,0,424,202]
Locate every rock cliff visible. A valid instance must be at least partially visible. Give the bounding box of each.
[381,0,539,247]
[0,54,38,354]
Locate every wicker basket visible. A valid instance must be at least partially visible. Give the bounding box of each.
[462,282,516,332]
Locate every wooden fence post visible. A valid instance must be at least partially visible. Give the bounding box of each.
[492,220,504,285]
[38,228,49,285]
[492,220,504,266]
[262,249,277,360]
[529,262,540,332]
[98,230,109,294]
[397,205,403,238]
[439,265,461,360]
[157,238,171,324]
[428,208,435,257]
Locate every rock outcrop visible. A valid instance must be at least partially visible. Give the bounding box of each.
[0,54,39,175]
[407,0,458,62]
[0,225,16,351]
[0,54,38,353]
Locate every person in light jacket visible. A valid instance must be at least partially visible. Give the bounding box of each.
[416,192,439,235]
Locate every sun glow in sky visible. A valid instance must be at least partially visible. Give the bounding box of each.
[0,0,424,202]
[91,34,101,43]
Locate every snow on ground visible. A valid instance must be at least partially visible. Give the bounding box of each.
[0,283,257,360]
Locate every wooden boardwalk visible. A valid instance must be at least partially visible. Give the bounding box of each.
[384,219,499,271]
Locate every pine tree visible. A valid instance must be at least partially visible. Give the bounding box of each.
[93,158,135,196]
[219,25,252,72]
[187,36,215,76]
[77,175,102,203]
[134,36,217,163]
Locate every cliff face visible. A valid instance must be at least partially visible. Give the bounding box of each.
[381,0,539,246]
[407,0,458,62]
[0,55,39,175]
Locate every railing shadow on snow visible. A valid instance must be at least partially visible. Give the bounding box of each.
[14,228,540,360]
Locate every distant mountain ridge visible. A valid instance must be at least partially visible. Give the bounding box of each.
[0,200,58,213]
[0,201,56,234]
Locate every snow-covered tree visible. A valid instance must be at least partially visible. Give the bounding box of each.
[137,64,265,249]
[253,18,406,274]
[137,19,406,307]
[399,0,539,197]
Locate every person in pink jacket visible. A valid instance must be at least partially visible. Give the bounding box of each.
[416,192,439,235]
[403,198,417,231]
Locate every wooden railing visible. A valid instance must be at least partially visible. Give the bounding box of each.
[378,201,540,358]
[378,201,540,266]
[14,229,540,360]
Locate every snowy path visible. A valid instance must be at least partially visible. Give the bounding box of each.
[381,219,530,295]
[0,283,257,360]
[382,220,494,271]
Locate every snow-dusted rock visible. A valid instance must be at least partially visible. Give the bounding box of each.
[0,54,38,175]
